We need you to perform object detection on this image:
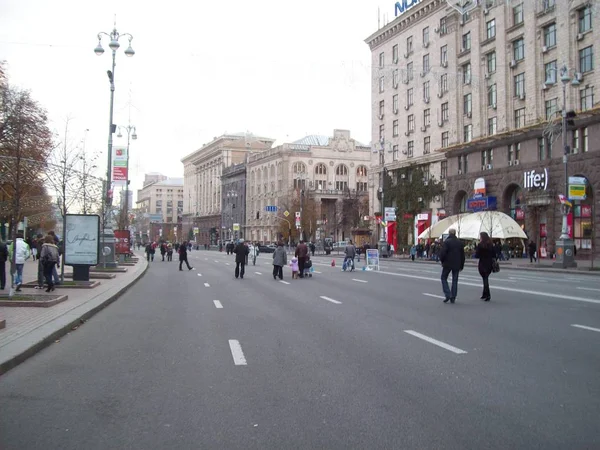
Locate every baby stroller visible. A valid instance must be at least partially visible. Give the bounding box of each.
[303,256,313,278]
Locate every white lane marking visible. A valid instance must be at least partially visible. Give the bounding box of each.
[577,287,600,292]
[404,330,468,354]
[320,296,342,304]
[423,293,446,299]
[255,272,262,275]
[197,273,202,277]
[205,258,208,261]
[279,280,290,285]
[571,324,600,333]
[214,260,219,263]
[204,283,210,287]
[213,300,223,309]
[313,270,322,274]
[228,340,247,365]
[225,262,231,266]
[352,278,368,283]
[374,270,600,305]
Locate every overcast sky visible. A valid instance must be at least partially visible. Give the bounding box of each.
[1,0,398,197]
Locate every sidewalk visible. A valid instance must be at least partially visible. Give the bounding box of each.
[0,252,148,375]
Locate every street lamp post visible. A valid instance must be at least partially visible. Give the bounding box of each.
[226,190,238,241]
[117,124,137,229]
[94,24,134,267]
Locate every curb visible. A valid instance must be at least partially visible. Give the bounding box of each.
[0,261,149,376]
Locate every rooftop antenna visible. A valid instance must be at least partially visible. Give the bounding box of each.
[378,7,380,29]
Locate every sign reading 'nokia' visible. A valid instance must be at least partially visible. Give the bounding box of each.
[523,168,549,190]
[395,0,422,17]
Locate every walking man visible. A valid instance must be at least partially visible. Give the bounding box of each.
[234,239,249,279]
[295,239,309,278]
[439,228,465,304]
[178,241,194,271]
[528,240,537,263]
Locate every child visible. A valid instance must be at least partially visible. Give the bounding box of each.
[290,256,299,279]
[303,255,313,278]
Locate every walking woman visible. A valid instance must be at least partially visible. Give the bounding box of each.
[40,235,60,292]
[272,241,287,280]
[475,232,495,301]
[179,241,194,271]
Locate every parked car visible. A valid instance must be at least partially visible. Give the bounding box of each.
[258,244,276,253]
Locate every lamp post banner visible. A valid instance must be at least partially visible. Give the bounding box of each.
[112,146,128,185]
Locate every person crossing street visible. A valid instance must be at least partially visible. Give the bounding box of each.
[178,241,194,271]
[234,239,249,279]
[439,228,465,304]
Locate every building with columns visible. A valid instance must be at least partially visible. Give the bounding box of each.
[221,163,247,242]
[245,129,373,245]
[181,133,275,245]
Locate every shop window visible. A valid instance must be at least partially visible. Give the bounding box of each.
[507,185,524,221]
[572,178,593,250]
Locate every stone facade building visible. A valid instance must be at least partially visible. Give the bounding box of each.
[181,133,275,245]
[245,129,372,245]
[220,163,246,242]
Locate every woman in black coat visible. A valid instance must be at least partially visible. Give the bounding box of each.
[475,232,495,301]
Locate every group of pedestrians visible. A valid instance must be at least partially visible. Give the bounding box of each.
[439,229,496,303]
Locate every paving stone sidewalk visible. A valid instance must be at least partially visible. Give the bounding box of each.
[0,252,148,375]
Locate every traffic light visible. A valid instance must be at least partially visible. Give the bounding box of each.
[565,110,576,127]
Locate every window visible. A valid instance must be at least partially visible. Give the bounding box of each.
[543,23,556,48]
[379,52,385,68]
[335,164,348,176]
[514,108,525,128]
[464,124,473,143]
[486,51,496,73]
[156,199,162,208]
[481,149,493,168]
[379,124,385,141]
[488,83,497,107]
[580,86,594,111]
[423,27,430,45]
[544,61,557,84]
[543,0,555,10]
[464,93,472,116]
[439,17,447,34]
[392,144,399,161]
[423,81,430,101]
[315,163,327,176]
[442,131,449,148]
[441,161,448,179]
[486,19,496,39]
[379,76,384,92]
[393,119,399,137]
[441,74,448,93]
[513,38,524,61]
[462,63,471,84]
[393,69,399,87]
[514,72,525,97]
[424,136,431,154]
[462,32,471,51]
[423,54,430,74]
[407,88,414,105]
[513,3,524,25]
[579,46,594,73]
[408,114,415,131]
[407,62,414,80]
[582,127,588,152]
[545,98,558,120]
[508,143,520,162]
[393,94,399,112]
[488,117,497,135]
[379,149,385,165]
[407,141,414,158]
[538,137,552,160]
[379,100,384,117]
[335,181,348,191]
[440,45,448,65]
[442,102,449,122]
[356,181,368,192]
[579,6,592,33]
[293,162,306,174]
[392,44,399,63]
[458,154,468,173]
[573,129,579,153]
[357,165,368,177]
[407,36,413,54]
[424,108,431,126]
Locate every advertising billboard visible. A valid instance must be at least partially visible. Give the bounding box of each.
[114,230,131,255]
[64,214,100,266]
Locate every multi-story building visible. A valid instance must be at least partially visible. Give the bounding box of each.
[135,174,184,243]
[181,133,275,245]
[367,0,599,258]
[221,163,246,242]
[245,129,372,245]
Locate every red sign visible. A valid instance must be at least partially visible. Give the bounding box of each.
[540,223,547,238]
[112,166,127,181]
[403,213,413,220]
[515,209,525,220]
[581,205,592,218]
[114,230,131,255]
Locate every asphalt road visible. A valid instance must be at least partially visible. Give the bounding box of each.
[1,250,599,449]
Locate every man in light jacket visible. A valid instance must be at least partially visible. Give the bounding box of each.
[9,231,31,291]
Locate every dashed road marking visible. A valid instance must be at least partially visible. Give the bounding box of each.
[320,296,342,304]
[577,287,600,292]
[279,280,290,285]
[404,330,468,354]
[204,283,210,287]
[255,272,262,275]
[197,273,202,277]
[352,278,368,283]
[213,300,223,309]
[228,340,247,365]
[571,324,600,333]
[423,293,446,299]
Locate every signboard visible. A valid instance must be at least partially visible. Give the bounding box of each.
[467,196,497,212]
[233,223,240,231]
[568,176,587,200]
[558,194,572,207]
[112,146,128,185]
[416,213,429,221]
[193,227,199,235]
[366,249,380,271]
[149,214,162,222]
[283,210,290,217]
[523,168,549,190]
[384,207,396,221]
[395,0,422,16]
[473,177,486,197]
[114,230,131,255]
[581,205,592,218]
[515,209,525,220]
[265,205,278,212]
[64,214,100,266]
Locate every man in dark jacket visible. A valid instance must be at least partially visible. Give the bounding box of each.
[0,239,7,289]
[179,241,193,271]
[295,239,309,278]
[233,239,249,279]
[439,228,465,304]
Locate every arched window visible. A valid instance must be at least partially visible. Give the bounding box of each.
[356,165,368,177]
[336,164,348,176]
[293,162,306,174]
[315,163,327,175]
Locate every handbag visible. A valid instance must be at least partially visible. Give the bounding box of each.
[491,259,500,273]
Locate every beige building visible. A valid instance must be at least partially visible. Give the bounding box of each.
[181,133,275,245]
[135,174,184,242]
[245,129,372,244]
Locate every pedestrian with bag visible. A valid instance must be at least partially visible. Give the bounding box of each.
[272,241,287,280]
[295,239,309,278]
[39,235,59,292]
[9,231,31,292]
[475,232,496,302]
[179,241,194,271]
[439,228,465,304]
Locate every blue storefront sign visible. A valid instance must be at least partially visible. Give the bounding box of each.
[395,0,422,16]
[467,196,497,212]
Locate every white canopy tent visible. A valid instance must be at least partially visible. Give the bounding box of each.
[439,211,528,240]
[417,214,470,240]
